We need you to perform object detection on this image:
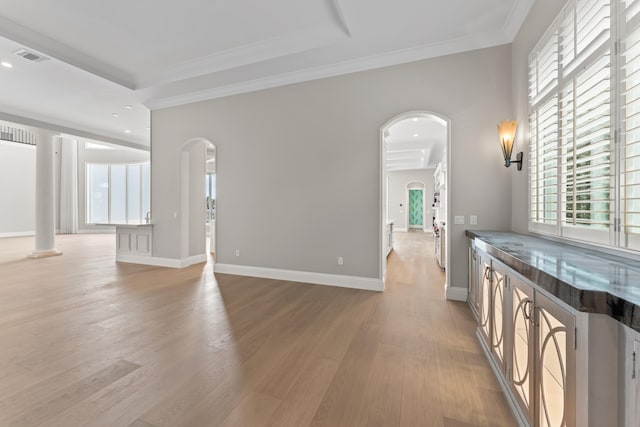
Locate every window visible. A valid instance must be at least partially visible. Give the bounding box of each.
[528,0,636,248]
[86,163,150,224]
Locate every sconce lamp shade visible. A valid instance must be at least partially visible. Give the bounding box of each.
[497,120,523,170]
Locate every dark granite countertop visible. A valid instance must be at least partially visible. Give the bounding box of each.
[466,230,640,332]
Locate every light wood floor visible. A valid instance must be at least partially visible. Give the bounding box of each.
[0,232,515,427]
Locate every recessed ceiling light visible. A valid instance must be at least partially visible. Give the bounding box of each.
[412,118,419,122]
[413,133,419,137]
[1,62,12,68]
[124,105,133,110]
[124,130,131,134]
[112,113,119,118]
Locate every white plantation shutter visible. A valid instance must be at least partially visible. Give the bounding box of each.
[560,52,612,239]
[529,0,613,244]
[530,97,559,225]
[622,0,640,248]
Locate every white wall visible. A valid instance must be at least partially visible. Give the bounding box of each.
[387,169,435,231]
[0,140,36,236]
[151,44,513,288]
[511,0,569,232]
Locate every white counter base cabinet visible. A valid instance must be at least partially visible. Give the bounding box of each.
[115,224,153,262]
[472,249,584,427]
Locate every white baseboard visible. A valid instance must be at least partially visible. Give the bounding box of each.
[476,330,529,427]
[0,231,34,238]
[445,284,468,301]
[116,253,208,268]
[214,263,384,292]
[395,227,408,232]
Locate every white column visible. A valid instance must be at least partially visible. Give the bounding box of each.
[30,129,62,258]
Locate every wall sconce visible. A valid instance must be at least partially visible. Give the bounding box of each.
[497,120,523,171]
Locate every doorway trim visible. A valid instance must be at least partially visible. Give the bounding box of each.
[379,111,451,297]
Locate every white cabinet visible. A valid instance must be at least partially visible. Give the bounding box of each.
[473,249,576,427]
[623,327,640,427]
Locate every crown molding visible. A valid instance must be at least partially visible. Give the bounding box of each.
[502,0,535,41]
[146,31,509,110]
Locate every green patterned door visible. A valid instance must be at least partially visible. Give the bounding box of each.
[409,189,423,228]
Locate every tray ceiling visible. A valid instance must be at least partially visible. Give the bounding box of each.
[0,0,534,147]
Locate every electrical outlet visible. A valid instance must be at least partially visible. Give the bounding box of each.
[470,215,478,225]
[337,257,344,266]
[454,215,465,225]
[235,249,240,257]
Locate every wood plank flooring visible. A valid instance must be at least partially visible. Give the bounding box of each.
[0,232,515,426]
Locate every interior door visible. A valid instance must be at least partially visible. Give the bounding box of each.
[408,189,423,228]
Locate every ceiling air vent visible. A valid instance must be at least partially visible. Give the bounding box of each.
[14,48,50,63]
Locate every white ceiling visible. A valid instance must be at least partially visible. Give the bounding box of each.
[0,0,533,148]
[385,116,447,172]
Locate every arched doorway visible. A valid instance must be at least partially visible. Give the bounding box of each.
[380,111,450,293]
[180,137,215,263]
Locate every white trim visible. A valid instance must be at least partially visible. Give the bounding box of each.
[476,330,529,427]
[0,231,34,238]
[214,263,383,292]
[394,227,408,232]
[116,253,208,268]
[445,285,468,302]
[146,32,507,110]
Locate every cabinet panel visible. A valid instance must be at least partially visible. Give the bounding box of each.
[535,292,575,427]
[468,247,480,317]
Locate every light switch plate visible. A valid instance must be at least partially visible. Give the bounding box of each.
[470,215,478,225]
[454,215,465,225]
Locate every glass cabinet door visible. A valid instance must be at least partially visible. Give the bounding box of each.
[491,262,507,370]
[479,256,492,344]
[535,292,576,427]
[509,274,535,424]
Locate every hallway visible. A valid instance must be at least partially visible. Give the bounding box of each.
[0,233,515,426]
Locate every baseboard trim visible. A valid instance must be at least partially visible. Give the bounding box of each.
[395,227,408,232]
[476,330,529,427]
[214,263,384,292]
[116,253,208,268]
[445,285,468,301]
[0,231,35,238]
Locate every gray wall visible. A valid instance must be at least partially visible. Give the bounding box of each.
[511,0,569,233]
[151,44,514,287]
[387,169,435,230]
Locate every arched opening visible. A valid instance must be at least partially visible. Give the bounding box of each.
[380,111,450,293]
[180,137,215,264]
